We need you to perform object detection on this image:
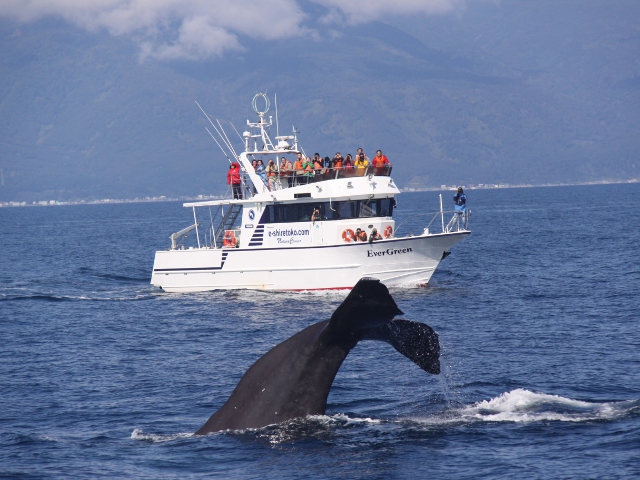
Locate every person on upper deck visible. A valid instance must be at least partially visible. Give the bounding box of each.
[344,156,354,170]
[256,159,267,186]
[357,148,369,163]
[333,152,344,169]
[227,162,242,199]
[323,156,333,170]
[280,156,293,188]
[313,156,323,174]
[303,156,315,182]
[372,150,390,175]
[293,153,305,185]
[266,159,278,191]
[354,153,368,173]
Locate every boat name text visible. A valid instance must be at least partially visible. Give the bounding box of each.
[367,247,413,257]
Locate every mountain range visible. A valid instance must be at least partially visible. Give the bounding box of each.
[1,0,638,201]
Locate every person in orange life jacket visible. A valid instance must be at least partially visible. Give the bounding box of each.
[354,228,367,242]
[372,150,389,175]
[313,157,323,174]
[333,152,344,170]
[266,159,278,191]
[279,156,293,188]
[293,153,304,185]
[369,228,382,242]
[227,162,242,199]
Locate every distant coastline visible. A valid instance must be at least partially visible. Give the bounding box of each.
[1,178,638,208]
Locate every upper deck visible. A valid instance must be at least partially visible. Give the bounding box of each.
[188,93,399,208]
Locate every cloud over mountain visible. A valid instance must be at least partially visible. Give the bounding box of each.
[0,0,462,60]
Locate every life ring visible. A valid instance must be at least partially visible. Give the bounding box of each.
[342,229,355,243]
[223,230,236,247]
[383,226,393,239]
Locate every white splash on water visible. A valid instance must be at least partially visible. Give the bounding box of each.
[130,428,194,443]
[414,388,638,425]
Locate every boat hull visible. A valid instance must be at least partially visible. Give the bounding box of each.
[151,231,469,292]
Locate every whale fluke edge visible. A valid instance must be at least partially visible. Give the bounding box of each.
[195,278,440,435]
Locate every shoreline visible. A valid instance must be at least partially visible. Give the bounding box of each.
[1,178,638,208]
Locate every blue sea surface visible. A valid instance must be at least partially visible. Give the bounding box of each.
[1,184,639,479]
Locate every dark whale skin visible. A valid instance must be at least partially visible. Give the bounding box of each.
[195,278,440,435]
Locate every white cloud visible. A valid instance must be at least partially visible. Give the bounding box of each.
[310,0,464,24]
[0,0,464,61]
[0,0,308,60]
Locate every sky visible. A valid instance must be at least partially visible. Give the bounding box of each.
[0,0,468,60]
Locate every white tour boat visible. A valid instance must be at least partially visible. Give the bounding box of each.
[151,94,470,292]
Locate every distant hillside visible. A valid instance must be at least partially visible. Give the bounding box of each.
[0,1,638,202]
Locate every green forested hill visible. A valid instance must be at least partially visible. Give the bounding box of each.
[0,1,638,202]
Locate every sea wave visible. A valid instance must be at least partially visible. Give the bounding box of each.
[130,428,193,443]
[0,292,155,302]
[414,388,640,425]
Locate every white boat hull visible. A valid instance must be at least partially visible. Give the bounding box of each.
[151,231,469,292]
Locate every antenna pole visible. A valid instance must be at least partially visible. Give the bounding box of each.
[195,101,239,158]
[205,127,232,163]
[275,93,280,138]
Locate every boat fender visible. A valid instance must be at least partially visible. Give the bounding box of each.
[342,229,355,243]
[223,231,236,247]
[383,226,393,239]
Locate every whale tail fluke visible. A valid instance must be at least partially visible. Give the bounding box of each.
[364,319,440,374]
[327,278,403,338]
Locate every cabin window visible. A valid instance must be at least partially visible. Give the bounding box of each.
[259,199,393,224]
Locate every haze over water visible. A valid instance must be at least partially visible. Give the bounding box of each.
[1,184,639,478]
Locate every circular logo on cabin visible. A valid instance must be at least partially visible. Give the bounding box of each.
[248,209,255,220]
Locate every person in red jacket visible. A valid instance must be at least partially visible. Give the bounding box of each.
[371,150,390,175]
[227,162,242,199]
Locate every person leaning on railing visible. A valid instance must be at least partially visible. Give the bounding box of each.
[372,150,390,175]
[279,156,293,188]
[303,156,315,182]
[293,153,305,185]
[266,159,278,191]
[354,153,368,174]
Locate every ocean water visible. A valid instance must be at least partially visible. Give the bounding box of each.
[1,183,639,479]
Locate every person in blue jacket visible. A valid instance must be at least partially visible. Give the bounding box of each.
[453,187,466,209]
[453,187,467,229]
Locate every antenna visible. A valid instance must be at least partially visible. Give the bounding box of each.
[205,127,232,163]
[275,93,280,138]
[195,101,238,158]
[216,119,238,157]
[230,122,244,142]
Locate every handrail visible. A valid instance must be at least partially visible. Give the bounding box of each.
[395,209,470,236]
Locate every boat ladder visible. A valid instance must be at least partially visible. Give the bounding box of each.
[214,204,243,246]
